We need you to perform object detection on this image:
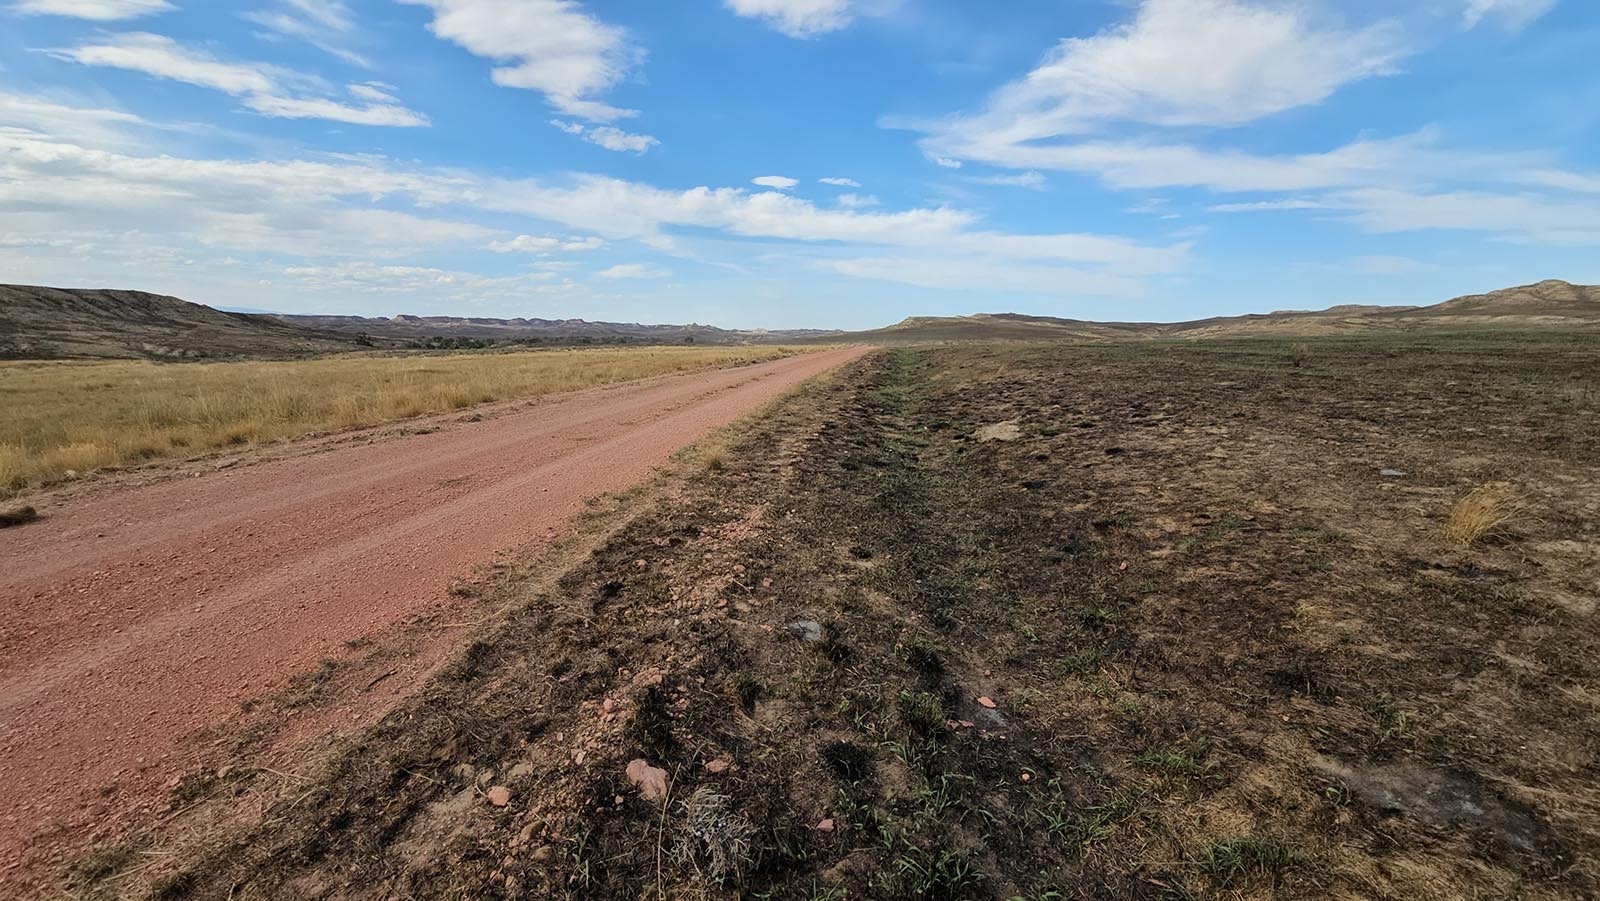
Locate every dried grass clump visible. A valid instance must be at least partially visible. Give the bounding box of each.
[701,444,729,472]
[1445,484,1526,546]
[674,788,754,884]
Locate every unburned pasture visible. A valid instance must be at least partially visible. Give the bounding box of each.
[0,345,796,497]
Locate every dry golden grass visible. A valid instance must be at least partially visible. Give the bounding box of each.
[1445,483,1526,546]
[0,346,797,496]
[700,443,729,472]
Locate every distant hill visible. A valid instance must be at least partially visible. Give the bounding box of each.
[832,280,1600,343]
[3,279,1592,361]
[276,312,842,345]
[0,285,363,361]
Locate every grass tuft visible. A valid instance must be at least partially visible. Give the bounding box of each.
[702,443,729,472]
[1445,483,1527,546]
[1196,835,1296,887]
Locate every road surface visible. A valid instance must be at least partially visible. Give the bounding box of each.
[0,345,867,876]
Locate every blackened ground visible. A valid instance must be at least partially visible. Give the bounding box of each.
[87,333,1600,900]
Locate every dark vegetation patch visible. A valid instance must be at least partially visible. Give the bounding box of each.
[116,333,1600,899]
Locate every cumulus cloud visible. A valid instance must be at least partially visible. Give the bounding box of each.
[919,0,1407,172]
[549,119,658,153]
[53,33,427,126]
[399,0,641,122]
[12,0,171,20]
[752,175,799,189]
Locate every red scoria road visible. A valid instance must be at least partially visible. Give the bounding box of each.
[0,346,867,875]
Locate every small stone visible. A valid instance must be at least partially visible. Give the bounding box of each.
[704,757,732,774]
[1380,469,1407,478]
[602,698,618,714]
[976,696,997,709]
[626,759,669,802]
[787,619,823,643]
[815,818,836,833]
[486,786,512,807]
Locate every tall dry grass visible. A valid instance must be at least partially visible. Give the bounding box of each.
[1445,483,1527,546]
[0,346,796,496]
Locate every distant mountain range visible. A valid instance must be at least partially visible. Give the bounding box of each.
[836,280,1600,343]
[278,312,842,345]
[1,280,1594,361]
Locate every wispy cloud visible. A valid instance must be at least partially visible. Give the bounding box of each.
[53,32,428,126]
[12,0,171,20]
[244,0,370,67]
[724,0,856,37]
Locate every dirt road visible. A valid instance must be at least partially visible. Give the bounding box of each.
[0,346,866,875]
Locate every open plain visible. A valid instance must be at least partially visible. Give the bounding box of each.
[13,330,1591,899]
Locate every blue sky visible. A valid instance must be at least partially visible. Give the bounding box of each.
[0,0,1596,329]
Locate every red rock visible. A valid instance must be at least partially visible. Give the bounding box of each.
[626,759,669,802]
[815,818,836,833]
[977,696,997,709]
[486,786,512,807]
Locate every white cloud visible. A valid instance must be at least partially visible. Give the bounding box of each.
[1208,198,1333,213]
[920,0,1407,171]
[244,92,429,127]
[56,32,278,95]
[0,99,1191,305]
[819,176,861,187]
[725,0,855,37]
[1462,0,1559,30]
[12,0,171,20]
[548,119,658,153]
[399,0,641,122]
[966,0,1403,133]
[489,234,605,253]
[245,0,369,67]
[929,155,962,169]
[283,262,567,296]
[965,171,1046,190]
[1215,186,1600,246]
[597,263,668,279]
[836,193,878,209]
[1337,188,1600,245]
[752,175,799,189]
[0,91,149,147]
[54,33,427,126]
[938,129,1545,194]
[584,126,658,153]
